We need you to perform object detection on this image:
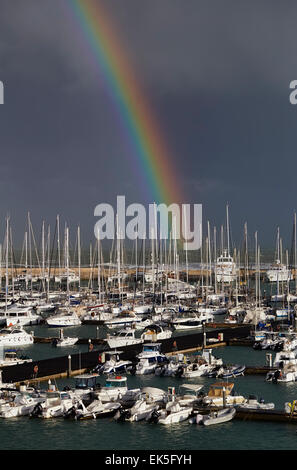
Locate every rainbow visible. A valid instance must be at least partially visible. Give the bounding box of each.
[67,0,183,206]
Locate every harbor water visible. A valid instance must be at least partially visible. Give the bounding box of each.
[1,322,297,450]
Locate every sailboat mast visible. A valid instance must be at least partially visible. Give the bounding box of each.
[5,217,9,314]
[226,204,230,256]
[97,229,101,303]
[77,225,81,293]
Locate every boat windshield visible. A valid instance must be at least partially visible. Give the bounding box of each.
[105,379,126,388]
[117,331,133,337]
[143,344,160,352]
[75,376,97,389]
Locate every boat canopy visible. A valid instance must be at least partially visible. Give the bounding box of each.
[179,384,204,392]
[75,374,99,389]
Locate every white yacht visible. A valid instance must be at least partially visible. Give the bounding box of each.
[115,398,160,422]
[46,309,81,327]
[173,311,213,330]
[52,329,78,347]
[266,260,292,282]
[105,328,143,349]
[141,324,172,342]
[0,305,42,327]
[97,351,133,375]
[198,305,227,316]
[104,311,145,329]
[182,349,223,378]
[215,251,237,283]
[0,326,34,346]
[31,386,77,419]
[67,398,121,420]
[94,376,140,404]
[134,343,168,375]
[0,391,45,418]
[152,391,193,425]
[0,349,32,367]
[54,270,80,284]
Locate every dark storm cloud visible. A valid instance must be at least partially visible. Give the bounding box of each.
[0,0,296,248]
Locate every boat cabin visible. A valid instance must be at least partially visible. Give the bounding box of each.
[74,374,99,390]
[104,351,124,362]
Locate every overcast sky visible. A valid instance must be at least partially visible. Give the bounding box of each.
[0,0,296,252]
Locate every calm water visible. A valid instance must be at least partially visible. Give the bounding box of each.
[1,321,297,451]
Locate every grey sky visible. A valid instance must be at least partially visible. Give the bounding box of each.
[0,0,296,252]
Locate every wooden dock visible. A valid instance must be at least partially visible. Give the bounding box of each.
[235,408,297,424]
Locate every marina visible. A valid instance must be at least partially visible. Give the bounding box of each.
[2,0,297,455]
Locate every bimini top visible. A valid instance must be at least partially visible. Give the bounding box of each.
[179,384,204,392]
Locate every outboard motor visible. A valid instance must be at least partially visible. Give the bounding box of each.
[116,408,131,422]
[159,365,167,377]
[30,402,43,418]
[272,369,281,384]
[147,409,160,424]
[175,365,184,378]
[128,364,137,376]
[64,406,77,420]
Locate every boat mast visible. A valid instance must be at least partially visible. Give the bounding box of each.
[244,222,249,295]
[183,206,189,285]
[57,215,61,289]
[214,226,217,294]
[25,231,28,291]
[5,217,9,314]
[116,214,121,300]
[255,231,258,309]
[226,204,230,256]
[42,220,45,293]
[9,226,14,299]
[142,236,145,306]
[97,228,101,303]
[47,224,50,298]
[66,226,70,306]
[294,212,297,294]
[208,221,212,288]
[77,225,81,293]
[28,213,33,295]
